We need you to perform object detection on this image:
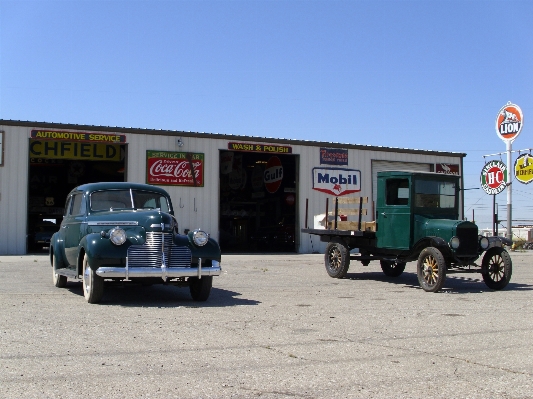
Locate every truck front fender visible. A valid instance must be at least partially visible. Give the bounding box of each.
[410,236,452,260]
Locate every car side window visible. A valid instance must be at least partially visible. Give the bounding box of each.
[71,193,85,216]
[64,196,73,216]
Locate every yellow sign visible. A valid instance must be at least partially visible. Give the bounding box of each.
[514,153,533,184]
[29,140,121,161]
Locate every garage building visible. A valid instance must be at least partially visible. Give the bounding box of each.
[0,120,465,255]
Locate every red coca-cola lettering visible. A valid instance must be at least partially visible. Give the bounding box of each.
[149,160,202,179]
[147,158,204,186]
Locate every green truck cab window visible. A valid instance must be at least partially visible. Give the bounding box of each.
[414,180,456,209]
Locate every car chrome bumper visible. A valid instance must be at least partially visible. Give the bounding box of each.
[95,259,221,281]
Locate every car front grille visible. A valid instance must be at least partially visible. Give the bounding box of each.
[456,224,478,256]
[127,232,192,268]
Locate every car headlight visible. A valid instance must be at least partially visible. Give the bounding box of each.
[449,236,460,249]
[192,229,209,246]
[479,236,489,250]
[109,227,127,245]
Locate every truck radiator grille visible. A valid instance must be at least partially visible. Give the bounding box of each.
[127,232,192,268]
[456,225,478,256]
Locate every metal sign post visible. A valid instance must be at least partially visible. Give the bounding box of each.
[494,102,524,242]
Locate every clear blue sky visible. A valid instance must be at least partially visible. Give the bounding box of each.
[1,0,532,231]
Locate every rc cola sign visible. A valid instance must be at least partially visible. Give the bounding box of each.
[312,167,361,196]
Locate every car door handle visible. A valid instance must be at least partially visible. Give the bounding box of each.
[381,212,387,217]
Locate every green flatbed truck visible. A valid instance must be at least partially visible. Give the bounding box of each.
[302,171,513,292]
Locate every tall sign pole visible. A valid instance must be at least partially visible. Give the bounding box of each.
[495,102,524,241]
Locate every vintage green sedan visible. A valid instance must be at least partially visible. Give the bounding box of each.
[50,182,222,303]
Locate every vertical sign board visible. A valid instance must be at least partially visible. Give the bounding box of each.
[0,131,4,166]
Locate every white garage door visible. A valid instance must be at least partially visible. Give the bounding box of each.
[371,160,433,204]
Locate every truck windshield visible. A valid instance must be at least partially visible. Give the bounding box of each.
[90,189,171,213]
[414,180,456,209]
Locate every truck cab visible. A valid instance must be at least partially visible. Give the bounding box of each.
[376,171,479,263]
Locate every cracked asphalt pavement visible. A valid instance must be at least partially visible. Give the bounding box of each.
[1,252,533,398]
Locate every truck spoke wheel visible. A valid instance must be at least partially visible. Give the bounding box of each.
[82,253,104,304]
[417,247,446,292]
[325,239,350,278]
[481,247,512,290]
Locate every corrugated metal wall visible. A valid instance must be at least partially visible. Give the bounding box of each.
[0,124,464,255]
[0,125,30,254]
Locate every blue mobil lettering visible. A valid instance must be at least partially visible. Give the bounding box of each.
[312,167,362,196]
[317,173,357,185]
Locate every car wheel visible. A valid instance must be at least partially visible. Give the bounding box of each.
[481,247,512,290]
[82,253,104,304]
[52,254,67,288]
[325,238,350,278]
[189,276,213,301]
[417,247,446,292]
[380,260,406,277]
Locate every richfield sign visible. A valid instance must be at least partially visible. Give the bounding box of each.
[146,150,204,187]
[312,167,361,196]
[480,160,507,195]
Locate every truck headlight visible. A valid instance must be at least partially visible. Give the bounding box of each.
[192,230,209,246]
[479,236,489,250]
[109,227,127,246]
[449,236,460,249]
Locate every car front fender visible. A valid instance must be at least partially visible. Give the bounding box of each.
[50,232,67,270]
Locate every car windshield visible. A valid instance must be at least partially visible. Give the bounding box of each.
[414,180,456,209]
[90,189,171,213]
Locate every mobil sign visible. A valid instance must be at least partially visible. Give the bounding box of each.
[312,167,361,196]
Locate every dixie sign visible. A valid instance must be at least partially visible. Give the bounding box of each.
[312,167,361,196]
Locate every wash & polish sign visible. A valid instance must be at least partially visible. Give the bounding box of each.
[312,167,361,196]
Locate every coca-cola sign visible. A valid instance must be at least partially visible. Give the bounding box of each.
[146,150,204,187]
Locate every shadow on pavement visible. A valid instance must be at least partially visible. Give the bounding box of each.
[344,271,533,293]
[66,282,260,307]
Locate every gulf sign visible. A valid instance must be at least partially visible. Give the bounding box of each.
[264,156,283,193]
[312,167,361,196]
[496,103,523,142]
[480,160,507,195]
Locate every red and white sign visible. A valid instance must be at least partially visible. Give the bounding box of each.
[436,163,460,175]
[264,156,283,193]
[146,151,204,187]
[312,167,361,196]
[496,103,523,142]
[480,160,507,195]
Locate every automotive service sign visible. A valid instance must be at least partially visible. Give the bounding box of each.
[312,167,361,196]
[514,153,533,184]
[496,103,523,142]
[146,150,204,187]
[480,160,507,195]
